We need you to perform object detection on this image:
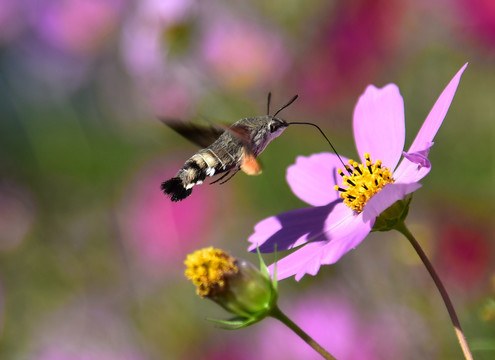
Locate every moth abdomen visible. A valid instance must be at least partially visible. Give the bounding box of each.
[162,155,215,201]
[161,177,192,202]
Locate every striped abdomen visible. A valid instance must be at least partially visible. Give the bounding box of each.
[161,148,238,201]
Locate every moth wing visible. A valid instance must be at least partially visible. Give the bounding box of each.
[159,118,225,148]
[226,123,251,143]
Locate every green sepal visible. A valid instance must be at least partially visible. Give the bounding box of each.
[256,246,270,278]
[207,316,259,330]
[256,245,278,292]
[371,193,413,232]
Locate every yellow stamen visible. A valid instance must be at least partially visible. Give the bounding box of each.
[334,153,394,213]
[185,247,238,298]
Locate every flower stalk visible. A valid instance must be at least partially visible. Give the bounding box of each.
[395,222,474,360]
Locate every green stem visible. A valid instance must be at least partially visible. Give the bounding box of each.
[395,222,473,360]
[269,305,337,360]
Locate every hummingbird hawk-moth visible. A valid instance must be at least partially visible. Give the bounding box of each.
[160,93,342,201]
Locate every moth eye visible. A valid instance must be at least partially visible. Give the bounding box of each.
[269,123,278,133]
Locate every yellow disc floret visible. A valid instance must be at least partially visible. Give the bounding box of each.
[334,153,394,213]
[185,247,238,298]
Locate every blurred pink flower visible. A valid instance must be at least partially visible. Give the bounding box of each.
[33,0,124,57]
[0,275,4,334]
[121,0,198,115]
[13,40,93,100]
[0,181,36,251]
[149,83,193,119]
[294,0,406,111]
[121,0,194,79]
[0,0,26,45]
[202,19,290,91]
[249,64,467,280]
[455,0,495,52]
[27,300,145,360]
[119,157,220,276]
[122,2,290,113]
[256,291,432,360]
[257,293,375,360]
[436,222,491,291]
[6,0,124,99]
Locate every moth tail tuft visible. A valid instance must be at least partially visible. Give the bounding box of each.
[161,177,192,202]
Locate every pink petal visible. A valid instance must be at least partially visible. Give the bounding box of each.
[408,63,467,154]
[362,182,422,222]
[286,153,349,206]
[271,241,328,281]
[248,215,283,250]
[402,142,433,168]
[353,84,405,170]
[248,200,344,252]
[318,213,373,264]
[393,157,432,184]
[394,63,467,183]
[268,210,373,281]
[247,206,333,252]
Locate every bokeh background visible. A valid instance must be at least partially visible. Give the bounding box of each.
[0,0,494,359]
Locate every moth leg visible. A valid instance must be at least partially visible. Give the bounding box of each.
[218,168,240,184]
[210,170,231,185]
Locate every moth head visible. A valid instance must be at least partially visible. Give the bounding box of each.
[266,117,289,139]
[248,93,296,155]
[248,116,289,156]
[268,117,289,135]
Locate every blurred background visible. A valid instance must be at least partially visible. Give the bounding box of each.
[0,0,494,359]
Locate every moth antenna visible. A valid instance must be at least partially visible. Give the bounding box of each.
[288,121,348,172]
[273,94,298,117]
[266,92,272,115]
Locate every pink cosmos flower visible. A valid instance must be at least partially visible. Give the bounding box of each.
[248,64,468,281]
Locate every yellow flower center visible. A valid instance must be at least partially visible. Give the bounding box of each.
[334,153,394,213]
[184,247,238,298]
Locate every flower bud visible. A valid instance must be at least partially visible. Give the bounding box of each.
[185,247,277,328]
